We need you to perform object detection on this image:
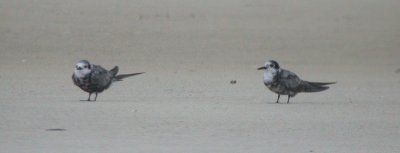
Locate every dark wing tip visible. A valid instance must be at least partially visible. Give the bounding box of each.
[307,81,336,86]
[114,72,145,81]
[302,83,330,92]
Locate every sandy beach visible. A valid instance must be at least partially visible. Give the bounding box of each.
[1,0,400,152]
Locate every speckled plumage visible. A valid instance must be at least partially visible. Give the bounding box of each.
[258,60,335,103]
[72,60,144,101]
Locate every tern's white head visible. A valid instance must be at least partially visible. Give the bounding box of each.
[74,60,92,78]
[258,60,280,72]
[258,60,281,83]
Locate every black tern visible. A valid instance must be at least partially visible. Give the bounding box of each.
[258,60,335,103]
[72,60,144,101]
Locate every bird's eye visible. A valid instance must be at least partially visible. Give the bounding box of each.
[270,64,274,68]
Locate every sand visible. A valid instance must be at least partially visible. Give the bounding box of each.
[1,0,400,152]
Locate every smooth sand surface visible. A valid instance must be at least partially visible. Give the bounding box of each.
[1,0,400,152]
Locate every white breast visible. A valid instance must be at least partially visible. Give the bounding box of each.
[74,70,83,78]
[74,69,90,78]
[263,71,275,84]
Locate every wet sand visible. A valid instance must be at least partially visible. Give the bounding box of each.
[1,0,400,152]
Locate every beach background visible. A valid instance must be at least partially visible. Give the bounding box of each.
[1,0,400,152]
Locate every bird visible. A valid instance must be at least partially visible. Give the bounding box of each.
[72,60,144,101]
[257,60,335,103]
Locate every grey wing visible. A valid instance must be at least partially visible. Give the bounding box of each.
[279,69,304,91]
[72,74,79,86]
[90,65,113,91]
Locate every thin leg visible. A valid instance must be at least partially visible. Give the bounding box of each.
[87,93,92,101]
[287,95,290,104]
[94,92,98,101]
[276,94,280,103]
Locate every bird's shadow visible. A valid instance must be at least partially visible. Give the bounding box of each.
[263,101,330,105]
[72,99,144,103]
[80,99,95,102]
[46,128,67,131]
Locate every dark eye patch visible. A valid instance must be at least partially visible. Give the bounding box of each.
[269,60,280,69]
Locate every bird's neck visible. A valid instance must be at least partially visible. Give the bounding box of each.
[263,69,280,84]
[74,70,91,79]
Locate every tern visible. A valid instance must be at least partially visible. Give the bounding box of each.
[72,60,144,101]
[258,60,335,103]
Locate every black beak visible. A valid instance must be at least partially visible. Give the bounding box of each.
[257,66,266,70]
[77,67,82,70]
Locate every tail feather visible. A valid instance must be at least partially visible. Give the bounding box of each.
[114,72,145,81]
[110,66,119,77]
[307,81,336,86]
[302,81,335,92]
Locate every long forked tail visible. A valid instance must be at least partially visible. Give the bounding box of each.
[114,72,145,81]
[302,81,336,92]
